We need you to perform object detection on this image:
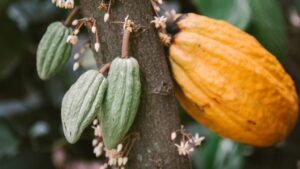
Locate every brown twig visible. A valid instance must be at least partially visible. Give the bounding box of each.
[107,0,112,13]
[99,63,111,74]
[150,0,160,16]
[63,6,81,26]
[121,17,133,58]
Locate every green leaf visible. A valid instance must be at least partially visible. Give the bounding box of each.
[192,0,251,29]
[213,138,245,169]
[0,151,53,169]
[190,129,245,169]
[0,118,20,157]
[248,0,287,61]
[0,15,24,81]
[295,0,300,15]
[0,0,14,11]
[7,0,58,30]
[195,131,220,169]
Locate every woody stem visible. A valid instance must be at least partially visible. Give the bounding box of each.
[121,23,131,58]
[63,6,81,26]
[99,63,111,74]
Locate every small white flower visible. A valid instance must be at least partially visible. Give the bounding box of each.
[108,158,117,166]
[72,19,79,26]
[105,150,109,158]
[171,132,177,140]
[117,144,123,152]
[94,125,102,137]
[73,53,80,60]
[94,43,100,52]
[93,144,103,157]
[51,0,57,4]
[73,29,80,35]
[56,0,65,8]
[118,157,123,166]
[73,62,80,71]
[159,33,171,45]
[67,35,78,45]
[98,142,103,148]
[66,35,72,42]
[175,141,191,156]
[151,16,167,29]
[122,157,128,165]
[64,0,74,9]
[92,26,97,33]
[93,119,98,125]
[193,133,205,146]
[156,0,163,4]
[99,163,108,169]
[104,13,110,22]
[92,139,98,146]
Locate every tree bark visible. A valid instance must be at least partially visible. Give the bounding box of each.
[79,0,190,168]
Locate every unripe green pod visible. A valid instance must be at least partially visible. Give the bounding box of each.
[36,22,72,80]
[62,70,108,144]
[100,57,141,149]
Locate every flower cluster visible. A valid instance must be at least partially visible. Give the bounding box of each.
[171,125,205,156]
[66,18,100,71]
[159,33,171,45]
[105,145,128,168]
[92,119,135,169]
[51,0,74,9]
[92,121,105,159]
[70,43,92,71]
[67,18,100,52]
[150,0,177,46]
[151,16,167,29]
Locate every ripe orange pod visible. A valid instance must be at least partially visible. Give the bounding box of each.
[168,13,299,146]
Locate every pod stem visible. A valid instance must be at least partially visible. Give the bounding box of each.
[121,17,133,59]
[63,6,81,26]
[99,63,111,74]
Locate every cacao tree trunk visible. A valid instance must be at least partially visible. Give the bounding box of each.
[79,0,190,168]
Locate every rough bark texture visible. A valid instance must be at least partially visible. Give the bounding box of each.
[80,0,190,168]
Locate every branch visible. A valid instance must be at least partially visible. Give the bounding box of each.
[64,6,81,26]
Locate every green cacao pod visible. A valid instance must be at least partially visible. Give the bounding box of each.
[61,70,108,144]
[36,21,72,80]
[100,57,141,149]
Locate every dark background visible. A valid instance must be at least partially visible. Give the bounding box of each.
[0,0,300,169]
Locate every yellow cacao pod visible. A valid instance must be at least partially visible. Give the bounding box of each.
[169,13,298,146]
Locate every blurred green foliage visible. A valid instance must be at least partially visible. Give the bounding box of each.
[192,0,251,29]
[181,110,247,169]
[0,0,81,168]
[295,0,300,15]
[248,0,287,61]
[0,118,20,157]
